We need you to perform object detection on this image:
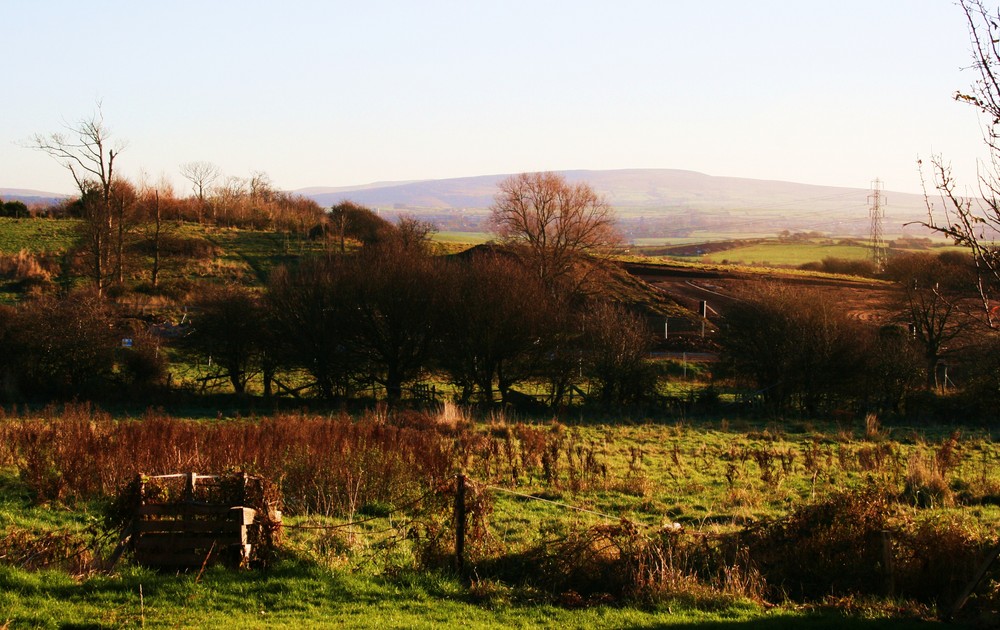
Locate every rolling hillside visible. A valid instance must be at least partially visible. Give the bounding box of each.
[294,169,934,238]
[4,169,940,239]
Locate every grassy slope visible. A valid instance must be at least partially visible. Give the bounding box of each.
[0,217,81,254]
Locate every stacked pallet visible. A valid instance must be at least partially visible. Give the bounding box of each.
[130,472,264,570]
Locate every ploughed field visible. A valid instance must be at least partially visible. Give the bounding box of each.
[624,260,902,335]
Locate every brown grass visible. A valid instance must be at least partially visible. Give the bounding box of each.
[0,250,52,282]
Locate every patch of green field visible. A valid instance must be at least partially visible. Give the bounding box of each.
[198,227,330,284]
[629,237,727,247]
[0,217,81,254]
[699,240,871,266]
[1,413,976,628]
[433,231,492,245]
[2,414,992,627]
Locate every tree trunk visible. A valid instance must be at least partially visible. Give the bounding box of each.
[151,190,161,288]
[385,366,403,404]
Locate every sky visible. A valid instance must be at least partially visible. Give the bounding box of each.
[0,1,990,197]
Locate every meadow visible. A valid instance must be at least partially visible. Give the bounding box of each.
[1,404,997,627]
[697,240,871,267]
[0,218,80,255]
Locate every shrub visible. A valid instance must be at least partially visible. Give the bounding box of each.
[894,512,992,607]
[902,449,955,508]
[742,485,897,600]
[3,407,457,516]
[799,257,877,277]
[1,292,119,400]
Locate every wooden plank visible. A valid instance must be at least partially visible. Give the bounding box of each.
[137,520,244,534]
[138,504,239,517]
[137,551,222,567]
[136,535,242,551]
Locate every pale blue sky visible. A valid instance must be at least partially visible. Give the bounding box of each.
[0,1,986,196]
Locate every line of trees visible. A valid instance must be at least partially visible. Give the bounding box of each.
[3,236,998,420]
[0,169,664,410]
[718,248,1000,418]
[186,235,654,408]
[14,95,1000,418]
[0,240,655,410]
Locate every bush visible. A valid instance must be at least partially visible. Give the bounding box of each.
[0,292,119,401]
[742,485,897,600]
[799,257,877,277]
[3,407,457,515]
[894,512,992,607]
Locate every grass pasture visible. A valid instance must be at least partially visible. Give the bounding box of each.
[433,231,492,245]
[0,217,81,254]
[698,240,872,267]
[0,406,997,627]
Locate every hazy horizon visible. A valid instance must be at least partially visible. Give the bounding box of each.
[1,1,987,197]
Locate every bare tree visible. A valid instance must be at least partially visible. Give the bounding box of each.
[581,301,657,407]
[187,284,265,396]
[137,176,176,289]
[345,247,446,404]
[920,1,1000,321]
[489,172,621,293]
[179,161,220,223]
[29,106,125,295]
[719,283,869,414]
[394,215,438,253]
[109,179,140,286]
[886,253,977,390]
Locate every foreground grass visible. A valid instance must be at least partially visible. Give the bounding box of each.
[1,414,995,627]
[0,562,944,629]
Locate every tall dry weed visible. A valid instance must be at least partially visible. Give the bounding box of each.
[5,406,458,517]
[0,250,51,282]
[904,449,954,508]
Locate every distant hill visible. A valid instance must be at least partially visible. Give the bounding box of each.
[294,169,933,238]
[0,188,70,207]
[3,170,938,239]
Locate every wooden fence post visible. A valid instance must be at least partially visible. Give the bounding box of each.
[455,472,466,572]
[881,530,894,597]
[185,472,197,501]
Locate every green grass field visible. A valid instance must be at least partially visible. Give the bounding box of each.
[631,237,966,269]
[0,411,994,627]
[433,231,492,245]
[3,561,918,629]
[0,217,81,254]
[699,241,871,266]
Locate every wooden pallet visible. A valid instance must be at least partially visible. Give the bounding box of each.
[130,473,258,570]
